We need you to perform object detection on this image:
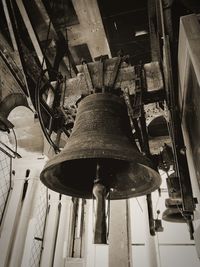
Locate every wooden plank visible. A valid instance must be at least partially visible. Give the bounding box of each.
[64,74,88,106]
[109,200,132,267]
[82,63,94,93]
[63,58,137,107]
[95,61,104,89]
[2,0,18,51]
[144,62,163,92]
[15,0,47,69]
[78,58,135,89]
[107,57,122,89]
[69,0,111,59]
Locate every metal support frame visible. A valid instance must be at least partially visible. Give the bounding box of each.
[158,0,195,212]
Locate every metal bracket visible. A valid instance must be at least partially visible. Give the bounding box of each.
[107,56,122,89]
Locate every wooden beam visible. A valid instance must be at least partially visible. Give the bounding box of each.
[147,0,160,61]
[32,0,57,41]
[109,200,133,267]
[15,0,47,69]
[23,0,73,77]
[69,0,111,60]
[2,0,18,51]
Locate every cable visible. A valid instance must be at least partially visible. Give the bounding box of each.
[11,127,17,155]
[136,197,144,213]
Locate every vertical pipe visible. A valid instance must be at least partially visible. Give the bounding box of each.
[146,194,156,236]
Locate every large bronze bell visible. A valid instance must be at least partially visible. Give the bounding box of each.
[40,93,161,200]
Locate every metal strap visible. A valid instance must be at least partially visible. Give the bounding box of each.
[107,56,122,89]
[82,62,94,93]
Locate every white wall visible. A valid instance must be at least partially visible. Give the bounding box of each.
[0,136,200,267]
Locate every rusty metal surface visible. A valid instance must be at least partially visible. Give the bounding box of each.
[41,93,161,199]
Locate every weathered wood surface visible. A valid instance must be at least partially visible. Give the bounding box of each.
[64,57,136,106]
[144,61,163,92]
[64,58,164,108]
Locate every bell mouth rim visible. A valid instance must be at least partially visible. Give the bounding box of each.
[162,208,186,223]
[40,159,161,200]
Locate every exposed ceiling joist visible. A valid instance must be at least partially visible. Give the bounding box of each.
[68,0,111,60]
[15,0,47,70]
[2,0,18,51]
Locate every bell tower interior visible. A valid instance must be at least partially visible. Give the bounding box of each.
[0,1,200,267]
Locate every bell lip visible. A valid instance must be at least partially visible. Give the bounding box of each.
[162,208,186,223]
[40,161,161,200]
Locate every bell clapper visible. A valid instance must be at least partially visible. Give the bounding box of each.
[92,162,108,244]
